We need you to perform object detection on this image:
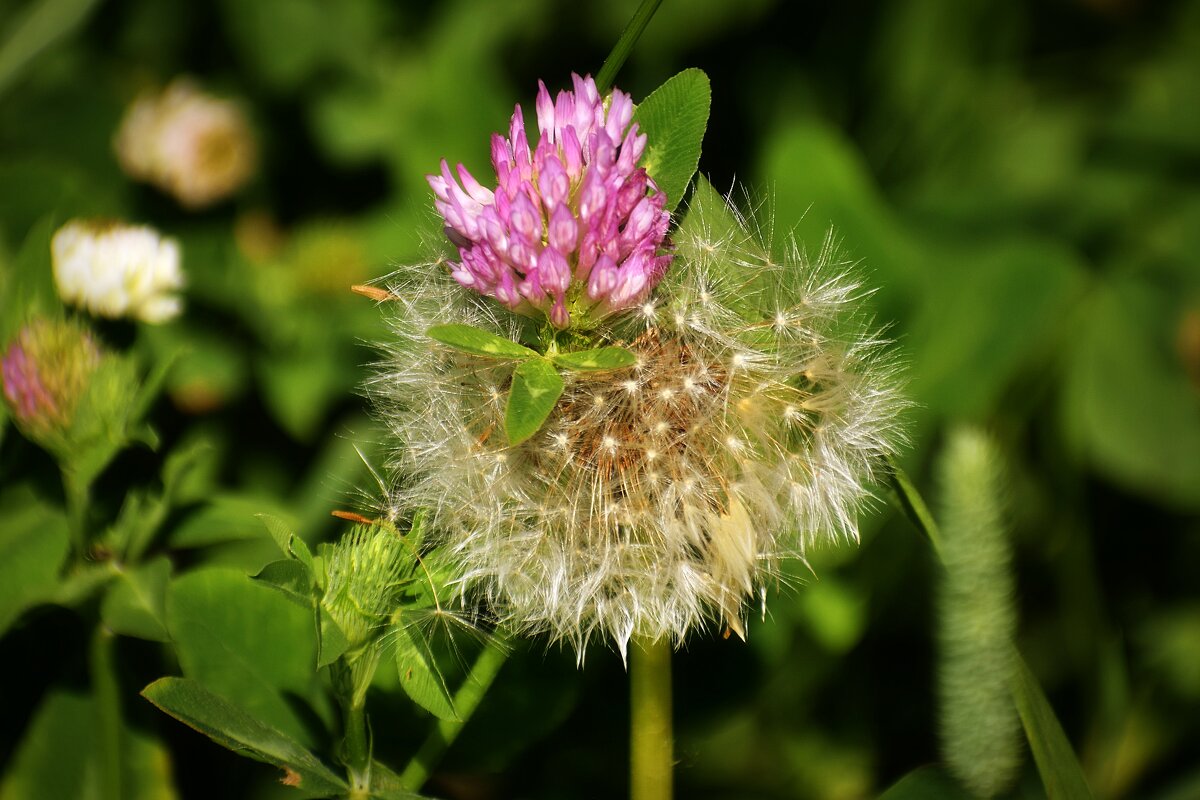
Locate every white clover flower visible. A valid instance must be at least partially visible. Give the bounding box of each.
[52,220,184,324]
[372,183,906,658]
[114,78,257,209]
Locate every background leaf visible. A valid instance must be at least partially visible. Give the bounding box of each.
[166,568,325,746]
[142,677,347,798]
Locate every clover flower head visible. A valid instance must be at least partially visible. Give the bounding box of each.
[115,78,257,209]
[427,74,671,329]
[52,219,184,324]
[2,318,101,445]
[373,183,906,658]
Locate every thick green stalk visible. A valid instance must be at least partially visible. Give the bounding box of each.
[398,640,508,791]
[342,697,371,799]
[595,0,665,95]
[631,638,673,800]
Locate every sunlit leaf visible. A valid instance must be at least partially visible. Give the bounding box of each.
[426,324,539,360]
[632,68,711,214]
[552,346,637,371]
[504,358,564,445]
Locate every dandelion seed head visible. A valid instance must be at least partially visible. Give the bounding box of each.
[373,167,905,657]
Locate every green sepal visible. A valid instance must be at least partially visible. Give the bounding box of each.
[426,323,539,359]
[504,358,564,445]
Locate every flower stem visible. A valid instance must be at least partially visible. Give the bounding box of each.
[398,638,508,791]
[631,637,673,800]
[342,697,371,799]
[62,467,90,560]
[595,0,664,95]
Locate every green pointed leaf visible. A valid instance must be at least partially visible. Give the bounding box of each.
[394,625,457,721]
[101,557,172,642]
[317,605,350,669]
[878,767,972,799]
[1011,650,1094,800]
[426,324,539,359]
[259,513,315,573]
[251,559,315,610]
[631,68,711,214]
[142,677,347,796]
[167,568,323,745]
[552,346,637,371]
[368,760,429,799]
[504,358,564,445]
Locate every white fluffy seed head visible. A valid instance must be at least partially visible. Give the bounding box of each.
[370,187,906,658]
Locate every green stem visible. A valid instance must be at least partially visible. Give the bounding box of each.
[91,625,123,800]
[631,637,673,800]
[885,454,943,559]
[62,467,90,560]
[342,697,372,799]
[594,0,665,95]
[398,639,508,791]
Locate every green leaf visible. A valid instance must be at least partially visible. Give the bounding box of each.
[878,767,972,800]
[394,625,457,721]
[1011,650,1094,800]
[1064,277,1200,509]
[631,68,711,214]
[258,514,316,573]
[0,0,102,100]
[0,690,179,800]
[142,677,347,797]
[552,346,637,371]
[251,559,315,610]
[166,568,324,745]
[504,358,565,445]
[0,691,93,799]
[101,557,172,642]
[368,760,429,800]
[426,323,539,360]
[167,494,297,550]
[0,485,70,638]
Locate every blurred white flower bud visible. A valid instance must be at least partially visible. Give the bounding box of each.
[115,78,257,209]
[52,219,184,324]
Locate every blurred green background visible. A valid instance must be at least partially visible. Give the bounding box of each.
[1,0,1198,798]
